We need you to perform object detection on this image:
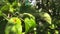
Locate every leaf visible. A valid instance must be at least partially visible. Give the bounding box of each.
[9,5,15,13]
[23,13,35,19]
[5,24,22,34]
[0,11,3,16]
[24,17,36,33]
[49,24,57,29]
[48,31,51,34]
[39,12,52,24]
[23,13,36,33]
[1,5,10,12]
[5,17,22,34]
[12,1,21,7]
[8,17,21,24]
[54,30,59,34]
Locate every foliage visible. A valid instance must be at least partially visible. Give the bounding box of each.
[0,0,60,34]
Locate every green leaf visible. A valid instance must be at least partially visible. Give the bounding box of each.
[49,24,57,29]
[1,5,10,12]
[0,11,3,16]
[5,24,22,34]
[48,31,51,34]
[39,12,52,24]
[23,13,36,33]
[54,30,59,34]
[8,17,21,24]
[24,17,36,33]
[5,17,22,34]
[9,5,15,13]
[12,1,21,7]
[23,13,35,19]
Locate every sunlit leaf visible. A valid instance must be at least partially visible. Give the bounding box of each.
[24,13,36,33]
[54,30,59,34]
[39,12,52,24]
[5,17,22,34]
[9,5,15,13]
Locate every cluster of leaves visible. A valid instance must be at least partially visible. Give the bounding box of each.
[0,0,60,34]
[0,0,36,34]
